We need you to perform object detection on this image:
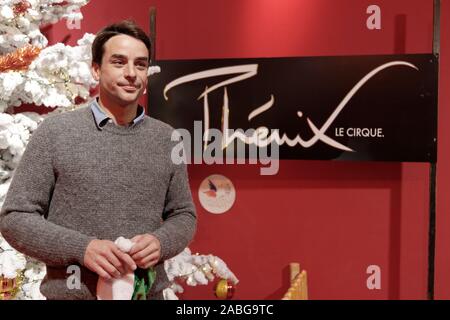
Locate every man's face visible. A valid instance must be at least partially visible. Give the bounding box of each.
[92,34,149,106]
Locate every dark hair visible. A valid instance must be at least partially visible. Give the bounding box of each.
[92,20,151,65]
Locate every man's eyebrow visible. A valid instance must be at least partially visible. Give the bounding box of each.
[109,55,148,62]
[110,54,127,59]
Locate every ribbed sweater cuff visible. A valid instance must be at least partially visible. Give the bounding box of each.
[151,230,173,261]
[67,235,97,266]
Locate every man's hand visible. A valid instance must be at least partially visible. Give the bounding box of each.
[129,234,161,269]
[83,239,137,280]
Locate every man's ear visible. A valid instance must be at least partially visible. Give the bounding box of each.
[92,63,101,81]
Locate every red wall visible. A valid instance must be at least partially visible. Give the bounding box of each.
[47,0,450,299]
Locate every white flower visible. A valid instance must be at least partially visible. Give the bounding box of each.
[193,270,208,285]
[0,134,10,149]
[0,237,14,251]
[12,33,28,44]
[20,112,44,126]
[0,112,43,174]
[1,30,96,108]
[24,264,46,281]
[163,288,179,300]
[77,32,95,46]
[0,249,27,278]
[14,113,40,132]
[0,0,89,53]
[0,164,11,182]
[163,247,239,299]
[0,100,7,113]
[21,281,45,300]
[7,133,25,156]
[24,79,44,101]
[15,16,31,29]
[0,178,12,201]
[148,66,161,76]
[0,113,14,127]
[0,6,14,20]
[42,88,71,107]
[1,72,24,97]
[65,10,82,21]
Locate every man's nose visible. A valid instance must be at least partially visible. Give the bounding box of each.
[124,63,137,79]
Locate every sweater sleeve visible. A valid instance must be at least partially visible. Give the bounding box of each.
[151,146,197,261]
[0,119,95,267]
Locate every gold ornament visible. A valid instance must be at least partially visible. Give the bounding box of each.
[0,45,41,73]
[0,273,24,300]
[214,279,235,300]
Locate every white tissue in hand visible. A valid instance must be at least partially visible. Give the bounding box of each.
[114,236,134,252]
[96,236,135,300]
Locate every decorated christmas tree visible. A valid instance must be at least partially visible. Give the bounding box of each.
[0,0,237,300]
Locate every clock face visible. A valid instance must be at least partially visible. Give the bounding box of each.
[198,174,236,214]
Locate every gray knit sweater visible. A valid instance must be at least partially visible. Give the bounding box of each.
[0,105,197,300]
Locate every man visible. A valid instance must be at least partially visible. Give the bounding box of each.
[0,20,197,300]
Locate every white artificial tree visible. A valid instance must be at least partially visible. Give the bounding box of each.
[0,0,238,300]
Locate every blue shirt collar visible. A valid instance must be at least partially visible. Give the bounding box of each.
[90,99,145,130]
